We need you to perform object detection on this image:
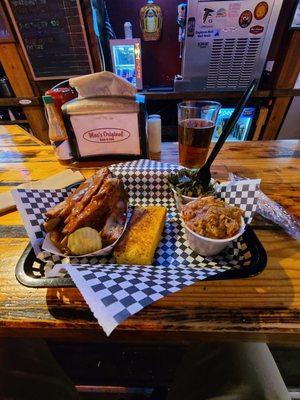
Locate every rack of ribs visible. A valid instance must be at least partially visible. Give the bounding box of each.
[43,168,128,254]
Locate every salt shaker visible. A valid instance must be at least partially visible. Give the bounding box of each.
[147,114,161,153]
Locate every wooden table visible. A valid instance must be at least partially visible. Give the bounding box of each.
[0,125,300,344]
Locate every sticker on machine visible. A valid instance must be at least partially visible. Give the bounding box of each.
[197,28,220,38]
[239,10,253,28]
[216,8,227,18]
[250,25,264,35]
[222,26,238,33]
[228,2,242,19]
[202,7,214,25]
[197,41,209,48]
[187,17,195,37]
[254,2,269,20]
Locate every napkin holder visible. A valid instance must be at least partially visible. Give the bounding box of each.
[61,72,148,162]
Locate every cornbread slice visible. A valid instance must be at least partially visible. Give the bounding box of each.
[114,206,167,265]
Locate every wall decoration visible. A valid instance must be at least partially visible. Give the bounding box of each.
[140,0,163,41]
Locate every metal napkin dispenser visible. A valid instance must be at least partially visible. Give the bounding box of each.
[62,72,148,162]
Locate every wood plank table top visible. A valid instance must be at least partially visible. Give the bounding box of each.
[0,125,300,344]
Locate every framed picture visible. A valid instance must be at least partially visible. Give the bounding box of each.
[0,3,14,43]
[290,0,300,30]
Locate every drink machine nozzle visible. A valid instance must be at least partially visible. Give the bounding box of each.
[177,2,187,58]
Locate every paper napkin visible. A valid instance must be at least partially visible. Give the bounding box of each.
[1,170,84,214]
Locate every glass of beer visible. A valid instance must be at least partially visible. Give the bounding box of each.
[178,101,221,168]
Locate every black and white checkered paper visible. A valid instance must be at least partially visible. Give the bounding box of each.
[12,160,260,335]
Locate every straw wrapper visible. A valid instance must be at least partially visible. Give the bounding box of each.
[12,160,260,336]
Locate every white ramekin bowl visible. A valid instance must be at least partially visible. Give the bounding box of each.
[182,216,245,257]
[171,188,192,208]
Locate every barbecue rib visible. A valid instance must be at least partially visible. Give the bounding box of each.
[45,168,111,221]
[62,177,126,235]
[101,199,127,246]
[64,168,112,224]
[44,168,128,254]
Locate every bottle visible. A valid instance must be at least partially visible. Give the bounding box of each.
[124,21,133,39]
[140,0,163,41]
[147,114,161,153]
[45,87,77,116]
[42,95,74,165]
[0,76,14,97]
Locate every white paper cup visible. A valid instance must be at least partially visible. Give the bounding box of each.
[171,189,196,205]
[172,188,201,210]
[182,216,245,257]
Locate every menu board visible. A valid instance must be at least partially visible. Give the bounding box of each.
[5,0,93,80]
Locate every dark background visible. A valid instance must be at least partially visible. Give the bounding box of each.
[106,0,181,88]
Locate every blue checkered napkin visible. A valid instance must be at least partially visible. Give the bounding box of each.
[216,179,260,224]
[12,160,260,336]
[12,188,69,255]
[63,262,220,336]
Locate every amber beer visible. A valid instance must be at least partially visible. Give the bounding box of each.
[178,101,221,168]
[179,118,215,168]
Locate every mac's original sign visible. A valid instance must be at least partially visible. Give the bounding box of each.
[68,112,147,160]
[83,128,130,143]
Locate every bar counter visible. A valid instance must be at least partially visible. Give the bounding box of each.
[0,125,299,344]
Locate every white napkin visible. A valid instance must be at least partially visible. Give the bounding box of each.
[0,169,84,213]
[69,71,137,98]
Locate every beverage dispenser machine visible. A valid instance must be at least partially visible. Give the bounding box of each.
[175,0,283,91]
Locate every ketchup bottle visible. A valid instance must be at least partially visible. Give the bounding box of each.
[45,87,77,115]
[42,95,74,165]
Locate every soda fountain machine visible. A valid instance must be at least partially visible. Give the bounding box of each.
[175,0,284,92]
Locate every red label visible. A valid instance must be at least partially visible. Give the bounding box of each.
[250,25,264,35]
[83,128,130,143]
